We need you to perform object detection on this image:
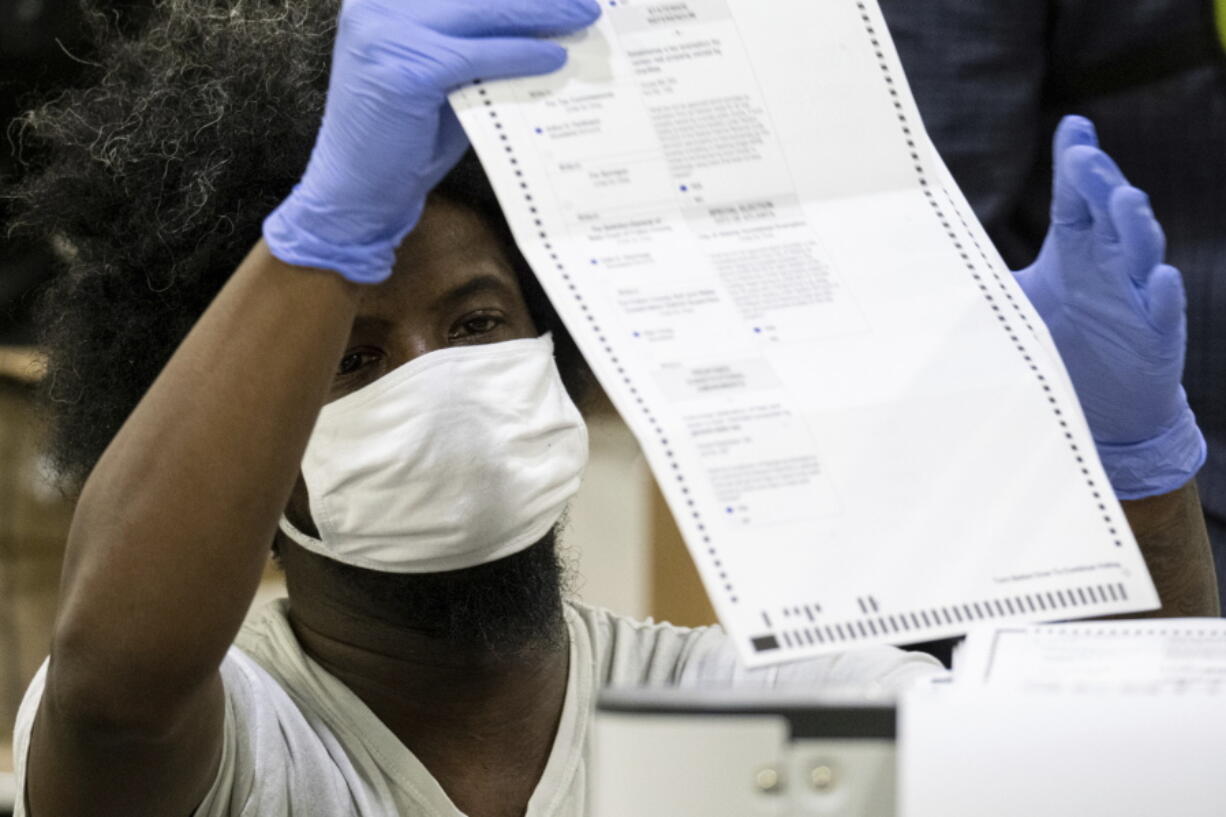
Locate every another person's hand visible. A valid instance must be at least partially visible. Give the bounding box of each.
[264,0,600,283]
[1014,115,1205,499]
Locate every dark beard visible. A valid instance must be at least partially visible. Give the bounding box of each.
[288,528,570,656]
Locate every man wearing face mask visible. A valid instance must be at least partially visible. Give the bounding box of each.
[7,1,1218,816]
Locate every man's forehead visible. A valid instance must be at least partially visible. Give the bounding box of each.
[397,194,502,261]
[356,261,523,323]
[355,196,515,304]
[385,197,518,277]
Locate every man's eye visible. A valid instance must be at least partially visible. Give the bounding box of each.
[465,316,498,334]
[450,312,505,339]
[336,351,377,376]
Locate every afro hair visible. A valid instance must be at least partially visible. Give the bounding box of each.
[8,0,590,491]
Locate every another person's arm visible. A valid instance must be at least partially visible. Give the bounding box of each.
[879,5,1217,615]
[1121,481,1219,616]
[1017,116,1217,617]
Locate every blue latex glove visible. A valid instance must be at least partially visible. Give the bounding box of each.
[1014,115,1205,499]
[264,0,601,283]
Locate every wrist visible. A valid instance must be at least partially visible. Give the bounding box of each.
[263,184,424,284]
[1096,404,1206,500]
[250,239,365,307]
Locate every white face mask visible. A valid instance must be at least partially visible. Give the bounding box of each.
[279,334,588,573]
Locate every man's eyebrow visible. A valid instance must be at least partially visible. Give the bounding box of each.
[438,273,518,307]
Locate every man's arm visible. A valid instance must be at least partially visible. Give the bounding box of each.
[1012,116,1211,622]
[28,244,360,817]
[1122,479,1220,617]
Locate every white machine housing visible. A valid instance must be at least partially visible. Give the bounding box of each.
[590,688,896,817]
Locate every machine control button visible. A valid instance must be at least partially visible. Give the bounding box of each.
[809,763,836,792]
[753,766,783,794]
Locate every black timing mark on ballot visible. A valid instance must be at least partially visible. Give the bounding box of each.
[473,78,737,605]
[754,581,1130,652]
[751,634,781,652]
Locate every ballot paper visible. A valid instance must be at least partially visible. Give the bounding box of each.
[953,619,1226,692]
[450,0,1159,666]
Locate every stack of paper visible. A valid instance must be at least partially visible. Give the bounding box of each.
[900,620,1226,816]
[954,618,1226,692]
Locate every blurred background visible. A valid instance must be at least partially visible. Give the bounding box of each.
[0,0,119,798]
[3,0,1226,813]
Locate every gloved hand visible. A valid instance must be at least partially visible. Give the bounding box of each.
[1014,115,1205,499]
[264,0,601,283]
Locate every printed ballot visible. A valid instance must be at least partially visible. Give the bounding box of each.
[450,0,1159,666]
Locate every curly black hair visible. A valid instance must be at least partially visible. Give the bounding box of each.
[7,0,591,492]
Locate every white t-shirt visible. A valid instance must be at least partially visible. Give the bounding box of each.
[13,599,943,816]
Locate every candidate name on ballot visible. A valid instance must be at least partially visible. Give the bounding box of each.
[450,0,1159,666]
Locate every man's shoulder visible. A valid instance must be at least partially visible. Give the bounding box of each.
[6,624,309,817]
[234,597,293,654]
[563,600,726,655]
[564,599,720,636]
[564,599,742,686]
